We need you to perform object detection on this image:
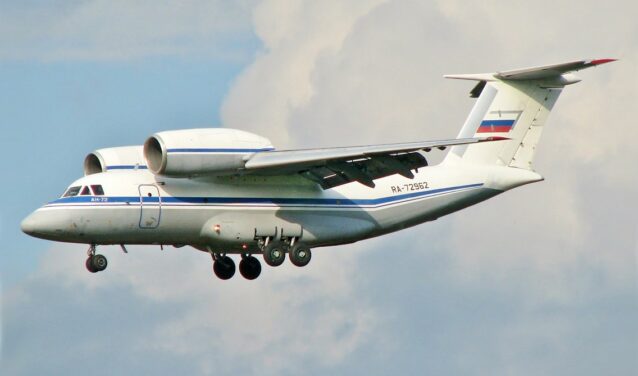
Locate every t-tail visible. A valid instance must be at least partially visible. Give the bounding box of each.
[444,59,616,171]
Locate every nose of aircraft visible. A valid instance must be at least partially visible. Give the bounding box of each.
[21,209,66,240]
[21,212,39,236]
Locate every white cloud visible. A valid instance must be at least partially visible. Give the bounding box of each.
[3,243,377,375]
[221,0,389,146]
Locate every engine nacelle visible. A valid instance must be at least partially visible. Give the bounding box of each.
[84,146,146,176]
[144,128,274,177]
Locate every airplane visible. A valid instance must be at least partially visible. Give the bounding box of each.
[21,59,615,280]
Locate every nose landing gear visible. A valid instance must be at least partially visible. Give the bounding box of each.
[85,245,108,273]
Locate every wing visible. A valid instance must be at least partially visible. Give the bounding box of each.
[243,136,505,189]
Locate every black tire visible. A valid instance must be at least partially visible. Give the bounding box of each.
[85,256,98,273]
[239,256,262,280]
[91,254,108,272]
[213,256,236,280]
[289,244,312,267]
[262,241,286,267]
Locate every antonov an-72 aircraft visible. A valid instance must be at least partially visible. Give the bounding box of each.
[22,59,614,280]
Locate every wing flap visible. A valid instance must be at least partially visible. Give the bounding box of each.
[326,161,376,188]
[243,136,504,189]
[298,153,425,189]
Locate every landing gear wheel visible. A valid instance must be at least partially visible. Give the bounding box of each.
[262,241,286,267]
[86,254,107,273]
[85,256,98,273]
[213,256,236,280]
[91,254,108,272]
[239,256,262,280]
[289,244,312,267]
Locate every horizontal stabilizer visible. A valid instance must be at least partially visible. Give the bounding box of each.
[495,58,616,80]
[445,58,616,82]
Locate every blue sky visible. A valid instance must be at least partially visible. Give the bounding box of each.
[2,1,636,375]
[1,58,250,286]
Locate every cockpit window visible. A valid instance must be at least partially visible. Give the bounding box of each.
[63,186,81,197]
[80,186,91,195]
[90,185,105,195]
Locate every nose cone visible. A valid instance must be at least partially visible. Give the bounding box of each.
[21,209,67,240]
[21,212,39,236]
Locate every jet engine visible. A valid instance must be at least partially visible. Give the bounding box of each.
[143,128,274,177]
[84,146,146,175]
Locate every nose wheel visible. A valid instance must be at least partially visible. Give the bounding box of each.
[85,245,108,273]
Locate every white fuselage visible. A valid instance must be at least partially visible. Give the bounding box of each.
[21,162,542,254]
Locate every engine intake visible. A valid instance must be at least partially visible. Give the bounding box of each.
[144,128,274,177]
[83,146,146,175]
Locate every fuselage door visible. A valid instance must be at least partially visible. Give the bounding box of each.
[139,185,161,229]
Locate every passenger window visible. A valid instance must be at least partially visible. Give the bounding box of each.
[63,186,81,197]
[80,186,91,196]
[91,185,105,195]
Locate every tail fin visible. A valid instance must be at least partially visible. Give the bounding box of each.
[445,59,616,169]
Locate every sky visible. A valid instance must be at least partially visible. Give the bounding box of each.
[1,0,637,375]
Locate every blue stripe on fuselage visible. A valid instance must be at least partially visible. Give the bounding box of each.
[46,183,483,208]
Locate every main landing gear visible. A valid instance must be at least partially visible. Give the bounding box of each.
[288,243,311,267]
[212,254,236,280]
[262,240,286,267]
[239,255,261,280]
[85,244,108,273]
[208,238,313,280]
[211,253,262,280]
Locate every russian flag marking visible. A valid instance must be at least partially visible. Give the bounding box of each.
[477,119,515,133]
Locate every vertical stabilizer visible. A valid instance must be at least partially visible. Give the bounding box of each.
[444,59,616,170]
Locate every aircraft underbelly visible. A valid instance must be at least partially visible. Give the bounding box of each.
[368,187,501,233]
